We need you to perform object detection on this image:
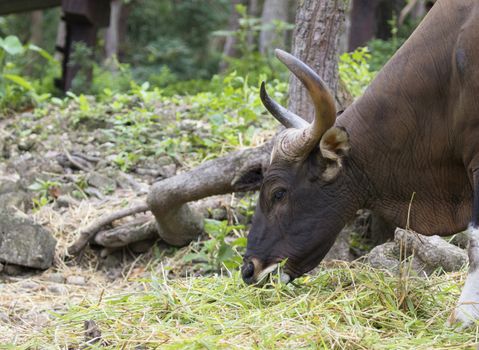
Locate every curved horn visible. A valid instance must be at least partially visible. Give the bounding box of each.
[275,49,336,142]
[263,49,336,159]
[260,82,309,129]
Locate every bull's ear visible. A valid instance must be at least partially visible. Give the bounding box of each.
[319,127,350,180]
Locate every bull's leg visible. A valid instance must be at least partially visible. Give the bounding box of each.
[450,171,479,327]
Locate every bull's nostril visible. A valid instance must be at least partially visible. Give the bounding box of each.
[242,261,255,280]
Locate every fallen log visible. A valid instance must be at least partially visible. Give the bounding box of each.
[147,142,272,246]
[67,142,271,255]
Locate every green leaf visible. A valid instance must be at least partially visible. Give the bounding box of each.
[28,44,56,63]
[232,237,247,248]
[4,74,33,91]
[217,243,234,263]
[1,36,24,55]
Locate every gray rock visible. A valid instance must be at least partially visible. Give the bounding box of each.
[56,195,80,208]
[66,275,86,285]
[20,280,40,290]
[394,228,468,272]
[211,208,227,221]
[45,272,65,284]
[366,242,400,273]
[366,228,468,276]
[324,229,355,262]
[0,211,56,269]
[87,172,116,192]
[102,254,121,269]
[48,284,68,295]
[0,180,30,211]
[0,311,9,323]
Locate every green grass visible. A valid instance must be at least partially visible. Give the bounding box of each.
[22,263,478,349]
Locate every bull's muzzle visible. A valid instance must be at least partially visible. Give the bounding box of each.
[241,257,291,285]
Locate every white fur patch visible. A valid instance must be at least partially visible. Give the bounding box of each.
[450,226,479,327]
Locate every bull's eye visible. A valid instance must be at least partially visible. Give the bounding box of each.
[272,189,286,202]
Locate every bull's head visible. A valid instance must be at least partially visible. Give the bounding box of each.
[242,49,364,285]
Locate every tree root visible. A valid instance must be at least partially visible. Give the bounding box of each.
[67,203,149,255]
[367,228,468,275]
[93,216,157,248]
[147,142,271,246]
[67,143,271,255]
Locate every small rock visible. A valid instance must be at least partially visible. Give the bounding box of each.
[102,254,120,269]
[324,229,355,262]
[0,211,56,269]
[366,242,400,273]
[46,272,66,284]
[157,156,173,166]
[394,228,468,272]
[211,208,227,221]
[84,187,104,199]
[0,312,9,323]
[66,275,86,286]
[116,172,148,194]
[159,164,176,178]
[48,284,68,295]
[106,268,122,281]
[56,195,80,208]
[20,280,40,290]
[87,172,116,192]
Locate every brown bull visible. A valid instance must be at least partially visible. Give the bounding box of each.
[242,0,479,327]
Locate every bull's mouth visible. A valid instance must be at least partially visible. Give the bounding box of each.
[244,262,292,285]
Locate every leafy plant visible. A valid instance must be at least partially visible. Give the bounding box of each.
[339,47,376,98]
[0,35,57,112]
[185,219,247,272]
[28,179,60,210]
[213,4,292,82]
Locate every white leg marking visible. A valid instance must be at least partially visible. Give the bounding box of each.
[450,226,479,327]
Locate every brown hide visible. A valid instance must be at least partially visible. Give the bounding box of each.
[339,0,479,235]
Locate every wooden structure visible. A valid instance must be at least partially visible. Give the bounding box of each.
[0,0,111,92]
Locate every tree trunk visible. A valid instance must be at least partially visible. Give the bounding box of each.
[259,0,289,55]
[247,0,260,47]
[54,16,66,62]
[105,0,122,60]
[288,0,347,121]
[220,0,243,71]
[30,10,43,46]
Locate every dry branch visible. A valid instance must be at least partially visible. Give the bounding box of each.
[93,216,157,248]
[394,228,468,272]
[67,143,271,255]
[147,142,272,246]
[67,203,149,255]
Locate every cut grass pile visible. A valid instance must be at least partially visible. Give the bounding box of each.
[20,263,479,349]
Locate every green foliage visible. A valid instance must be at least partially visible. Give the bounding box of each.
[126,0,229,81]
[214,4,292,82]
[185,219,247,272]
[28,179,60,210]
[0,35,57,112]
[339,47,376,98]
[57,71,286,171]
